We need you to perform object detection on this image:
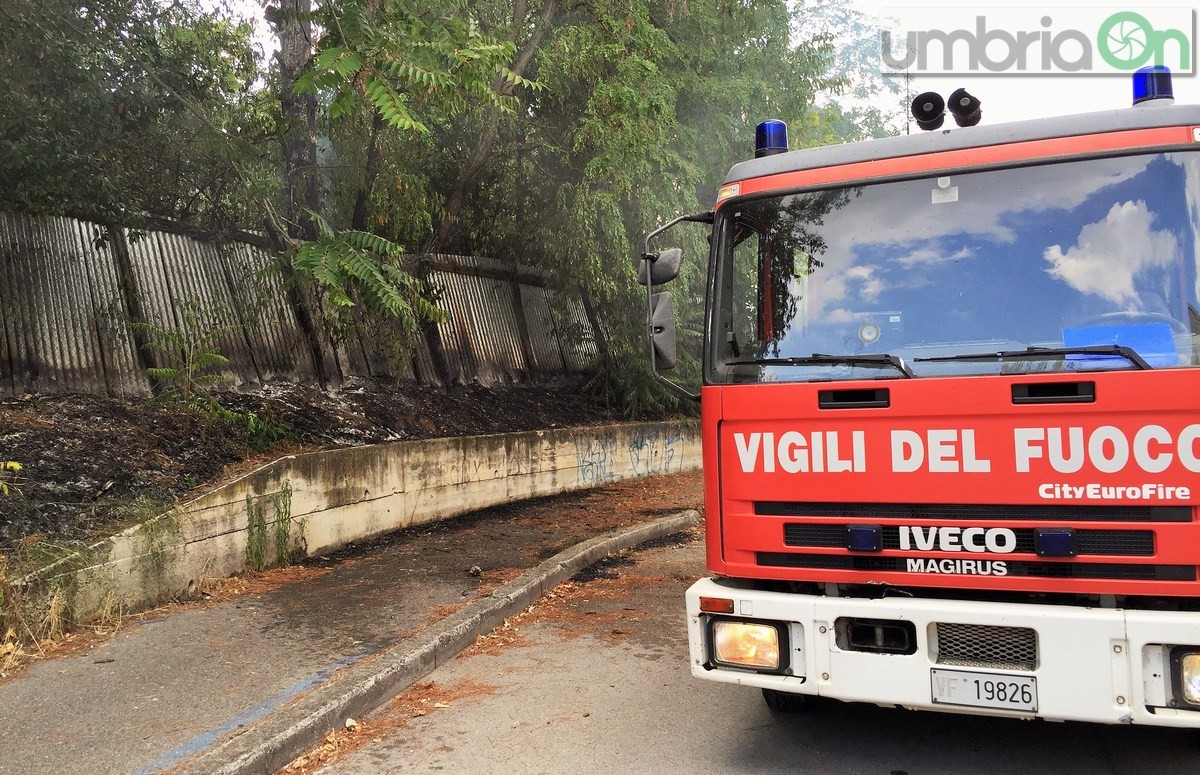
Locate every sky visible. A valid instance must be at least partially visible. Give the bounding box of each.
[854,0,1200,123]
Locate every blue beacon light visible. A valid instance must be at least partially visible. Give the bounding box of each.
[1133,65,1174,106]
[755,120,789,158]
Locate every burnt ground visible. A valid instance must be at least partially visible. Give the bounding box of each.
[0,376,645,551]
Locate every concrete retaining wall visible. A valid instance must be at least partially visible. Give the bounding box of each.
[35,420,700,623]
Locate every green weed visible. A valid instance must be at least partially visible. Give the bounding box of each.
[130,299,292,447]
[245,495,268,572]
[0,461,22,496]
[272,482,294,567]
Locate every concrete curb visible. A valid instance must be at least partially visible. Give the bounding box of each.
[171,510,701,775]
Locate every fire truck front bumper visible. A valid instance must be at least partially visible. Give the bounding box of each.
[686,577,1200,727]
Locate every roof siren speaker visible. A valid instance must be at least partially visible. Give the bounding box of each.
[910,92,946,131]
[948,88,982,127]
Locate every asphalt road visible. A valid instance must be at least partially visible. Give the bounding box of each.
[311,534,1200,775]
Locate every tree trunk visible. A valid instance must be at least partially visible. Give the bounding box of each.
[352,111,387,232]
[269,0,337,386]
[273,0,319,240]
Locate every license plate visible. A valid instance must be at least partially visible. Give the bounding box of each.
[930,668,1038,713]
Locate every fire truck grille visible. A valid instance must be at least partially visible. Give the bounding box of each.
[782,525,1155,556]
[755,552,1196,581]
[933,623,1038,671]
[759,502,1190,522]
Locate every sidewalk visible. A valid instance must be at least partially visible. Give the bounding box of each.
[0,471,703,775]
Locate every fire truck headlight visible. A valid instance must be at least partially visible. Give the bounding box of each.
[1173,650,1200,706]
[711,620,784,671]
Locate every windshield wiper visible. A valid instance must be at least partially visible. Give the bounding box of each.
[727,353,914,378]
[913,345,1151,370]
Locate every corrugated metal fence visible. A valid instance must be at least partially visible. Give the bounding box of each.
[0,212,600,396]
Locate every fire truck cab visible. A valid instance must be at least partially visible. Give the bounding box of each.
[642,69,1200,726]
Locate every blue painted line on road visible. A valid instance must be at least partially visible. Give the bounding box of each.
[133,638,392,774]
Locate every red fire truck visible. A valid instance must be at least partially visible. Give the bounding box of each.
[641,68,1200,726]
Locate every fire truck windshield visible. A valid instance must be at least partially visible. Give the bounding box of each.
[709,150,1200,382]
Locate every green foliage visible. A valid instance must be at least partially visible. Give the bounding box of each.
[242,410,292,450]
[0,462,21,497]
[244,483,296,572]
[5,0,885,417]
[0,0,277,229]
[272,482,295,567]
[132,300,234,403]
[278,1,532,357]
[442,0,844,415]
[295,0,534,133]
[131,299,291,447]
[292,211,446,342]
[245,495,268,572]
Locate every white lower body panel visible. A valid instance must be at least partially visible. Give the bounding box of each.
[686,577,1200,727]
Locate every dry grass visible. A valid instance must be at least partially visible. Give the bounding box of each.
[1,625,118,681]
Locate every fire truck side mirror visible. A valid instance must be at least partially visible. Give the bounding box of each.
[649,291,678,370]
[638,248,683,286]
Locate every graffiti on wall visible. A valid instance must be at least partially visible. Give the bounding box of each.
[573,435,619,484]
[627,427,683,477]
[572,427,686,485]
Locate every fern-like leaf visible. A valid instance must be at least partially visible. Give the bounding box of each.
[364,76,428,133]
[193,352,231,369]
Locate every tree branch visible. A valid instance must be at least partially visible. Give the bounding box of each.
[426,0,559,252]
